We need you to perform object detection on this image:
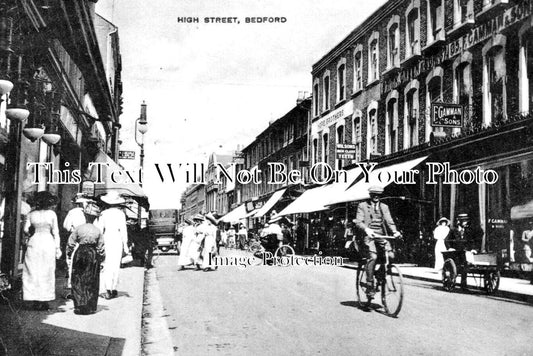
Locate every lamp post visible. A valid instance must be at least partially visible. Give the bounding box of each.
[135,101,148,227]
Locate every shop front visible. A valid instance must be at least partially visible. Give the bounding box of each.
[431,116,533,272]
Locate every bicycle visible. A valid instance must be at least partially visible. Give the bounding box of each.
[355,235,404,317]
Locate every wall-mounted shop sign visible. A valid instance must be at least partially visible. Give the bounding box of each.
[431,103,463,128]
[336,143,356,159]
[312,100,353,135]
[382,0,533,94]
[119,150,136,160]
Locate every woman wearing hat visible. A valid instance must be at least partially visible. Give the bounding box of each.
[177,218,200,270]
[199,213,218,271]
[67,201,105,314]
[95,191,128,299]
[63,194,89,298]
[433,217,450,272]
[23,191,61,310]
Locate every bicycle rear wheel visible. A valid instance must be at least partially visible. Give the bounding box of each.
[381,264,404,317]
[356,266,371,306]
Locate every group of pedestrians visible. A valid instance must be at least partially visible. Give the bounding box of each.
[22,190,130,315]
[177,212,218,272]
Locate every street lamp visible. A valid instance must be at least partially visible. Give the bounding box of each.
[135,101,148,226]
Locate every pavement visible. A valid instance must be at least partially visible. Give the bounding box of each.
[0,264,145,356]
[341,259,533,303]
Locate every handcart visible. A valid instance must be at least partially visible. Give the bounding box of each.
[441,249,502,294]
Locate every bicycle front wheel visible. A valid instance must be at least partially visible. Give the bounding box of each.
[356,266,371,306]
[381,264,404,317]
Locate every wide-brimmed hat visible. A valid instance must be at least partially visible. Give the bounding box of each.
[205,212,218,225]
[72,193,90,204]
[31,191,59,209]
[457,213,470,220]
[100,191,126,205]
[368,185,384,195]
[192,213,204,222]
[437,217,450,226]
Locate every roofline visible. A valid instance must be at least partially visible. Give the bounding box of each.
[241,97,311,153]
[311,0,401,75]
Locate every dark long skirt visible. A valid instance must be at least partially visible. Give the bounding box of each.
[71,245,101,314]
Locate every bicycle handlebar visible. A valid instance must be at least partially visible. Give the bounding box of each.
[369,234,398,240]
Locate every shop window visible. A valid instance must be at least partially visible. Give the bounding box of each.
[368,33,379,83]
[323,73,330,111]
[519,26,533,114]
[386,95,398,154]
[336,125,344,170]
[427,0,444,44]
[322,133,329,165]
[354,46,363,92]
[387,19,400,69]
[367,104,378,158]
[313,81,319,116]
[353,116,362,162]
[405,1,421,59]
[337,61,346,102]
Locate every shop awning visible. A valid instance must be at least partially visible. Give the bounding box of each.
[88,151,149,209]
[220,204,248,223]
[331,156,428,205]
[253,188,287,218]
[511,200,533,220]
[244,208,259,218]
[276,167,361,216]
[277,185,334,216]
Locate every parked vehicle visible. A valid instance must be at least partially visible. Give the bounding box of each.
[148,209,179,253]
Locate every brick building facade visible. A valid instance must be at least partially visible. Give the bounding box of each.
[308,0,533,264]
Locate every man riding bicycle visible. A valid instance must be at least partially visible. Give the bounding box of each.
[354,186,401,296]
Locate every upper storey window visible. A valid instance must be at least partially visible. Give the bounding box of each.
[405,0,421,60]
[368,32,379,83]
[323,72,330,111]
[353,45,364,92]
[337,60,346,102]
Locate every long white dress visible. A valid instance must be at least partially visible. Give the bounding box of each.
[198,222,218,269]
[23,210,60,301]
[434,225,449,271]
[177,225,201,266]
[95,207,128,291]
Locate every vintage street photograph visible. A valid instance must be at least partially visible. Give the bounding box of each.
[0,0,532,355]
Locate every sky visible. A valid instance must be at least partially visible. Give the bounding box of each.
[94,0,387,209]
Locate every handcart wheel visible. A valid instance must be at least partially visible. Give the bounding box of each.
[484,270,500,294]
[442,258,457,292]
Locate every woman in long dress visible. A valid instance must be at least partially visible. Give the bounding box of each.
[433,217,450,272]
[23,191,61,310]
[95,192,129,299]
[67,201,105,315]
